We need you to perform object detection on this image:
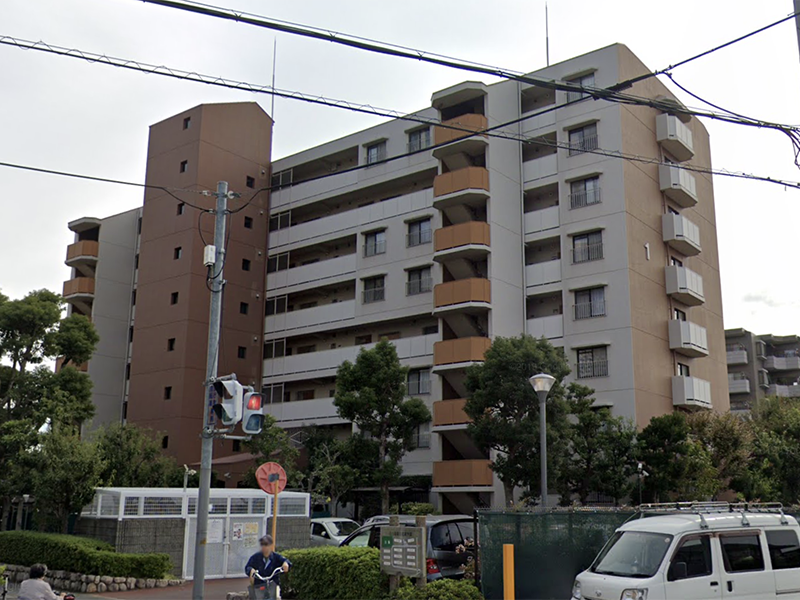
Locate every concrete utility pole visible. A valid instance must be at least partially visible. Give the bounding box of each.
[192,181,229,600]
[795,0,800,62]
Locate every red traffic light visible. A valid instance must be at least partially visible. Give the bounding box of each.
[246,393,263,410]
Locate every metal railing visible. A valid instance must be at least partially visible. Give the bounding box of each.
[407,137,431,153]
[577,359,609,379]
[406,277,433,295]
[408,380,432,395]
[407,228,433,247]
[566,89,588,103]
[362,287,385,303]
[412,433,431,449]
[729,372,749,381]
[568,134,599,156]
[572,242,604,264]
[363,240,386,257]
[574,300,606,320]
[569,187,602,209]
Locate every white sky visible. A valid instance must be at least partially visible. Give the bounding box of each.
[2,0,799,335]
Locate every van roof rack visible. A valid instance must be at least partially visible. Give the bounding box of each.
[638,502,789,527]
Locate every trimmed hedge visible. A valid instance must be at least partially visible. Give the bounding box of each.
[391,579,484,600]
[282,547,387,600]
[0,531,171,579]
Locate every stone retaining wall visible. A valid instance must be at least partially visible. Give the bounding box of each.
[1,564,184,594]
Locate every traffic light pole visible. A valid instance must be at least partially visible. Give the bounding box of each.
[192,181,228,600]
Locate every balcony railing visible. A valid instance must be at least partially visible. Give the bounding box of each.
[406,278,433,296]
[407,229,433,247]
[656,113,694,162]
[433,337,491,366]
[672,376,712,410]
[433,166,489,198]
[434,221,490,253]
[434,114,488,146]
[66,240,100,262]
[669,320,709,358]
[572,242,604,264]
[363,240,386,257]
[728,374,751,395]
[568,134,598,156]
[434,278,491,308]
[726,349,749,366]
[433,460,493,487]
[408,380,432,395]
[569,188,602,209]
[63,277,96,297]
[526,314,564,340]
[665,265,705,306]
[433,399,470,427]
[362,288,385,304]
[577,359,609,379]
[574,300,606,320]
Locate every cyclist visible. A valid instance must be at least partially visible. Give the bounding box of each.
[245,534,291,600]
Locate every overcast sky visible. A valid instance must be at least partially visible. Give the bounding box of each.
[2,0,799,335]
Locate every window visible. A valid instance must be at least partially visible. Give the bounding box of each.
[363,276,385,304]
[137,217,142,234]
[568,124,598,156]
[180,160,188,173]
[182,116,191,130]
[246,176,255,189]
[132,290,137,306]
[720,534,765,573]
[262,383,285,404]
[269,211,291,231]
[263,339,286,359]
[678,363,691,377]
[267,252,290,273]
[366,141,387,165]
[407,218,432,247]
[265,296,288,316]
[237,346,247,359]
[408,128,431,152]
[296,390,315,401]
[407,266,432,295]
[668,536,713,581]
[163,386,172,400]
[125,363,131,380]
[232,440,241,452]
[422,324,438,336]
[574,287,605,319]
[364,230,387,257]
[239,302,249,315]
[244,216,253,229]
[412,422,431,449]
[174,247,182,260]
[407,369,431,395]
[431,523,464,552]
[572,231,603,263]
[566,72,595,102]
[311,523,327,538]
[167,338,176,352]
[162,436,169,449]
[170,291,179,305]
[134,253,139,269]
[177,202,185,215]
[128,326,134,342]
[270,169,292,189]
[569,177,601,209]
[767,530,800,570]
[297,345,316,355]
[577,346,608,378]
[591,531,673,578]
[242,258,251,272]
[379,331,401,341]
[674,308,687,321]
[355,334,372,346]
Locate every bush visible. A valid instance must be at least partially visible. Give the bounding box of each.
[391,579,484,600]
[0,531,170,579]
[282,546,387,600]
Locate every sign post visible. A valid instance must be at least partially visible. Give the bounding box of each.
[255,462,287,549]
[380,519,426,586]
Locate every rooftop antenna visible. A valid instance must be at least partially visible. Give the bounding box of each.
[545,2,550,66]
[270,37,277,119]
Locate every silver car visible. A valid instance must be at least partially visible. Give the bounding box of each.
[309,517,360,546]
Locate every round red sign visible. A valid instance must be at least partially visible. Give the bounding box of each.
[255,462,287,495]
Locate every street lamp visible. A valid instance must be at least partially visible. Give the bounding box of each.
[529,373,556,509]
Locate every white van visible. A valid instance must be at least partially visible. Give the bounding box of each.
[571,502,800,600]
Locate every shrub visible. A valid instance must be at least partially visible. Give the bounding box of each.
[0,531,170,579]
[282,546,386,600]
[391,579,484,600]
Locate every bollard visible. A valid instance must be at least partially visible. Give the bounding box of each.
[416,515,427,589]
[503,544,515,600]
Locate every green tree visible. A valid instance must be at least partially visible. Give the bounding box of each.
[638,412,691,502]
[334,340,431,513]
[95,423,183,487]
[310,438,358,516]
[595,416,637,505]
[243,414,300,486]
[687,411,751,493]
[464,335,571,505]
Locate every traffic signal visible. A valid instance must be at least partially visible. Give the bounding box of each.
[242,392,264,435]
[211,379,244,426]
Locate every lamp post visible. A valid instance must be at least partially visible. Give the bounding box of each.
[529,373,556,509]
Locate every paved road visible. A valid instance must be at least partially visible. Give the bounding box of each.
[7,578,251,600]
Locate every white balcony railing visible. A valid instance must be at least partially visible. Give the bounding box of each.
[764,355,800,371]
[525,260,562,287]
[407,229,433,247]
[524,205,560,235]
[363,240,387,257]
[267,254,357,291]
[526,314,564,339]
[662,212,701,256]
[656,113,694,162]
[577,359,609,379]
[659,164,698,208]
[523,153,557,182]
[406,278,433,296]
[668,320,709,357]
[728,375,751,395]
[265,299,356,335]
[362,287,385,303]
[726,349,749,365]
[574,301,606,320]
[569,188,602,209]
[568,134,598,157]
[263,397,346,427]
[665,265,705,306]
[572,242,604,264]
[767,384,800,398]
[672,376,712,409]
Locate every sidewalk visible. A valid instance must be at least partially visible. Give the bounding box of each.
[95,578,251,599]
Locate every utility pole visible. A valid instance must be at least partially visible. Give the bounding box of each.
[795,0,800,62]
[192,180,228,600]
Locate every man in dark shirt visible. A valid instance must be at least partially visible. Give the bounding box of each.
[244,534,291,600]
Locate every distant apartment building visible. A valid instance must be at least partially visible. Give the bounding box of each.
[261,43,728,512]
[726,328,800,412]
[62,102,273,480]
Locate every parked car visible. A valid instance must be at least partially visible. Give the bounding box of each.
[572,502,800,600]
[339,515,474,580]
[310,517,360,546]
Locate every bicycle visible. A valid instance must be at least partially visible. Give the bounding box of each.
[250,566,285,600]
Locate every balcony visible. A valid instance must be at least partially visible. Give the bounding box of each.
[524,206,559,235]
[55,356,88,373]
[659,164,698,208]
[767,384,800,398]
[672,376,712,410]
[433,337,491,368]
[406,278,433,296]
[433,278,491,312]
[526,314,564,340]
[572,242,603,264]
[577,359,609,379]
[569,187,602,210]
[728,375,751,395]
[407,228,433,248]
[263,397,348,428]
[267,254,356,291]
[764,355,800,371]
[362,287,385,304]
[525,260,562,288]
[433,114,488,158]
[433,399,470,427]
[656,113,694,162]
[63,277,95,300]
[433,221,490,262]
[432,459,493,488]
[433,167,489,209]
[523,154,557,182]
[65,240,99,276]
[265,299,356,335]
[727,349,748,365]
[568,134,599,157]
[662,213,701,256]
[665,265,705,306]
[669,320,709,358]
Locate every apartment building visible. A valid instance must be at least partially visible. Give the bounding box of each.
[726,328,800,412]
[261,43,728,512]
[62,102,273,479]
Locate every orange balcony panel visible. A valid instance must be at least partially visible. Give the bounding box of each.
[434,337,491,366]
[433,167,489,197]
[433,459,493,487]
[433,399,471,426]
[55,356,88,372]
[66,240,99,262]
[434,114,488,146]
[434,278,491,308]
[63,277,95,297]
[434,222,490,253]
